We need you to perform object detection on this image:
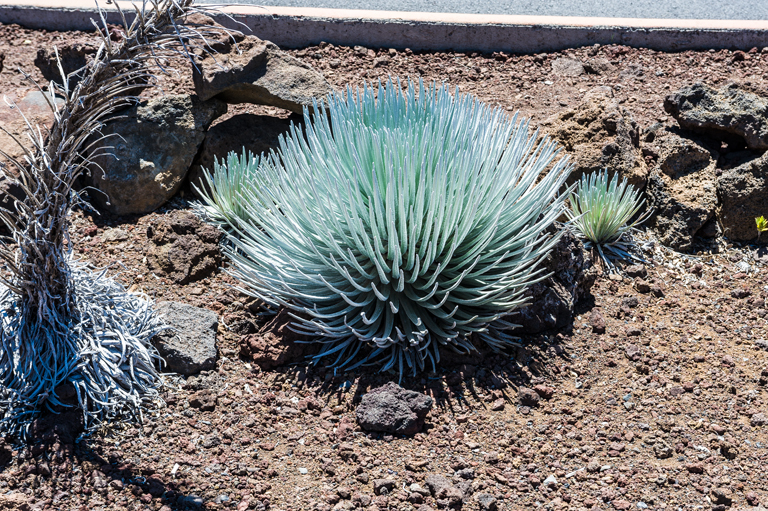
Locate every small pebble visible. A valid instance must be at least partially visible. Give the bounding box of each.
[543,475,557,487]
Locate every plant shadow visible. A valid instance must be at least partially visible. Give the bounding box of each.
[0,408,205,511]
[270,321,579,439]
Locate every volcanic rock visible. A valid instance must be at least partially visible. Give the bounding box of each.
[664,82,768,150]
[475,493,498,511]
[193,35,334,115]
[644,129,718,250]
[145,209,222,284]
[515,230,597,334]
[34,37,97,84]
[544,86,648,188]
[589,309,606,334]
[519,387,541,407]
[424,474,464,508]
[373,479,395,495]
[86,94,226,215]
[583,57,615,75]
[0,493,30,511]
[240,309,316,370]
[751,413,768,427]
[551,57,584,77]
[153,301,218,375]
[356,382,433,435]
[717,150,768,241]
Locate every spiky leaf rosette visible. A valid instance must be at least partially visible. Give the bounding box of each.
[566,169,651,270]
[199,79,572,375]
[0,0,235,438]
[195,149,264,228]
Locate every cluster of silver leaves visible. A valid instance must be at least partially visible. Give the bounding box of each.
[0,262,166,438]
[197,80,573,376]
[0,0,233,438]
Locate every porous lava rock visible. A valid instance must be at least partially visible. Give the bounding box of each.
[664,82,768,150]
[187,113,294,195]
[543,86,648,188]
[643,129,718,250]
[424,474,465,508]
[514,230,596,334]
[551,57,584,77]
[145,210,222,284]
[0,492,30,511]
[583,57,615,75]
[152,301,218,375]
[192,35,334,115]
[356,382,433,436]
[475,493,499,511]
[519,387,541,407]
[86,94,226,215]
[34,37,97,84]
[717,150,768,242]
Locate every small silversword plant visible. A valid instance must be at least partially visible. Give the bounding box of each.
[196,79,573,375]
[566,169,651,270]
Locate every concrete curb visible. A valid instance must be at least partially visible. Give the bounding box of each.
[1,1,767,52]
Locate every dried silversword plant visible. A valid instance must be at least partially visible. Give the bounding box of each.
[0,0,235,439]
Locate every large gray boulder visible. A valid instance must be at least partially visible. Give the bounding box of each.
[543,86,648,189]
[356,382,433,436]
[87,94,226,215]
[664,83,768,150]
[192,35,334,115]
[187,113,294,195]
[153,301,218,375]
[717,150,768,242]
[644,129,718,251]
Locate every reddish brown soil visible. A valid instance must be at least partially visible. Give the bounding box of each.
[0,21,767,511]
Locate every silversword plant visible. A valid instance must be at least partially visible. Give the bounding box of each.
[197,79,573,375]
[566,169,651,270]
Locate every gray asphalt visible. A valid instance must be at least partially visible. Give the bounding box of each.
[197,0,768,20]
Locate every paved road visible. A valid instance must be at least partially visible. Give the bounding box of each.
[198,0,768,20]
